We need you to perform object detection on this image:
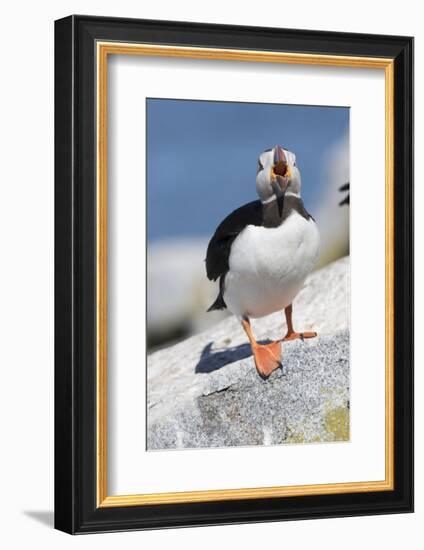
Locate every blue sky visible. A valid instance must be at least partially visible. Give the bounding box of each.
[147,98,349,242]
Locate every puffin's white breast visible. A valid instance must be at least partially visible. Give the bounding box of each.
[223,212,320,318]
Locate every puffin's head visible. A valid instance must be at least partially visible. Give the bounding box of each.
[255,145,301,202]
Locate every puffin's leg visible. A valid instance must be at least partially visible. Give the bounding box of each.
[282,304,317,342]
[241,317,282,379]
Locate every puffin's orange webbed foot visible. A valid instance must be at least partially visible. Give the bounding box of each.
[252,341,282,380]
[283,331,317,342]
[283,304,317,343]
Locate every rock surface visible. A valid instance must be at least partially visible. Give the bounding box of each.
[147,256,350,450]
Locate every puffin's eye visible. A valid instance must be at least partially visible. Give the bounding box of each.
[257,160,264,172]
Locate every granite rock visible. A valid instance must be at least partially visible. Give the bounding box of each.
[147,257,350,450]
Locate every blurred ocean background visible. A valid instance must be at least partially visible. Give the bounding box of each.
[147,98,349,350]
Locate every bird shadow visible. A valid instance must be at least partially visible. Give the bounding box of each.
[195,339,273,374]
[23,510,54,528]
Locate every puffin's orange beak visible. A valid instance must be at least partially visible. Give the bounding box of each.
[273,161,289,178]
[272,145,289,180]
[271,145,291,199]
[273,144,286,165]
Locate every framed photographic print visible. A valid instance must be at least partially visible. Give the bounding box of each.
[54,15,413,534]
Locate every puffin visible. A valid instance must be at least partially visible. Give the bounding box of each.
[339,182,350,206]
[206,145,320,379]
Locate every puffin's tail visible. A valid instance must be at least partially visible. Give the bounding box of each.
[207,276,227,312]
[207,292,227,312]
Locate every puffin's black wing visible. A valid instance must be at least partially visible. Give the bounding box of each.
[206,200,263,281]
[206,200,263,311]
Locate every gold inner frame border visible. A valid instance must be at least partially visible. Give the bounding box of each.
[96,42,394,508]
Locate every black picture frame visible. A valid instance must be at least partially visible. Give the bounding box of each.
[55,14,413,534]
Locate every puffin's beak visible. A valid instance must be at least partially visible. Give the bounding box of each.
[272,145,290,194]
[272,178,286,217]
[273,145,286,166]
[271,179,284,198]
